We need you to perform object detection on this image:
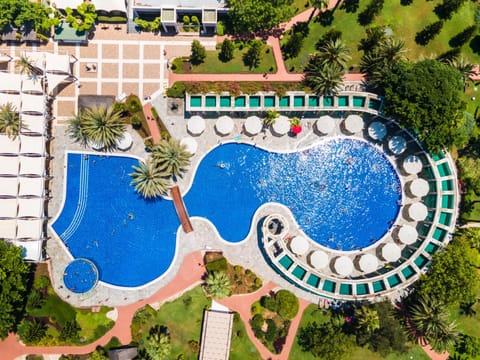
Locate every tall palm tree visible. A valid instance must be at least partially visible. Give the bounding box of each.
[448,57,476,89]
[317,38,351,69]
[309,0,329,21]
[304,56,344,96]
[129,159,171,199]
[143,330,171,360]
[0,102,24,139]
[378,37,406,64]
[205,271,231,299]
[66,113,88,146]
[152,138,192,181]
[355,306,380,335]
[80,105,126,151]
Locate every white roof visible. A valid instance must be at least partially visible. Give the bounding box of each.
[403,155,423,175]
[17,197,43,218]
[388,136,407,155]
[0,199,18,218]
[187,116,206,135]
[368,121,387,140]
[19,156,45,176]
[0,135,20,154]
[16,218,43,239]
[21,76,44,94]
[315,115,335,134]
[0,73,22,93]
[358,253,378,273]
[180,137,198,155]
[334,256,354,276]
[408,202,428,221]
[45,53,71,74]
[0,177,19,196]
[308,250,329,269]
[11,239,43,261]
[0,156,19,175]
[116,132,133,151]
[381,243,401,262]
[93,0,127,13]
[20,135,45,155]
[20,93,45,115]
[18,177,44,197]
[0,93,21,109]
[21,114,46,135]
[215,116,234,135]
[344,114,363,133]
[46,73,70,94]
[0,54,12,63]
[290,236,309,255]
[0,219,17,239]
[409,178,429,198]
[244,116,262,135]
[23,52,45,70]
[272,115,290,135]
[199,310,234,360]
[397,224,418,245]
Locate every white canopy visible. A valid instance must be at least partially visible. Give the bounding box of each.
[368,121,387,140]
[381,243,401,262]
[0,156,19,175]
[0,177,18,196]
[0,135,20,154]
[409,178,429,198]
[272,115,290,135]
[388,136,407,155]
[20,135,45,155]
[18,177,44,197]
[215,115,234,135]
[315,115,335,134]
[290,236,309,255]
[187,116,206,135]
[0,93,21,109]
[23,52,45,70]
[0,199,18,218]
[17,198,43,218]
[244,116,262,135]
[93,0,127,12]
[180,137,198,155]
[344,114,363,134]
[0,219,16,239]
[16,219,43,240]
[0,54,12,63]
[358,253,379,273]
[87,140,104,151]
[46,73,70,94]
[19,156,45,176]
[45,53,71,74]
[334,256,354,277]
[397,224,418,245]
[408,202,428,221]
[309,250,329,269]
[12,239,43,261]
[116,132,133,151]
[20,93,45,115]
[21,114,45,135]
[0,73,22,93]
[403,155,423,175]
[21,76,44,94]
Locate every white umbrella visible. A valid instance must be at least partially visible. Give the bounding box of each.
[408,178,429,198]
[381,243,401,262]
[408,202,428,221]
[315,115,335,134]
[368,121,387,140]
[344,114,363,134]
[388,136,407,155]
[116,132,133,151]
[358,253,378,273]
[215,115,234,135]
[309,250,329,269]
[187,115,205,136]
[244,116,262,135]
[180,137,198,155]
[403,155,423,175]
[334,256,354,277]
[290,236,309,255]
[397,224,418,245]
[272,115,290,135]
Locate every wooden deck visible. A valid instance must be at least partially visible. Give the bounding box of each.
[171,185,193,233]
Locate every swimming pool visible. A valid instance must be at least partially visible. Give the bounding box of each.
[52,138,401,287]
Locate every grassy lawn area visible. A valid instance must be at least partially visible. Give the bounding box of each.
[131,286,261,360]
[283,0,479,73]
[172,45,277,74]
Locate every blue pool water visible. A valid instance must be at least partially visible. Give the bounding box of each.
[63,258,99,293]
[53,139,401,287]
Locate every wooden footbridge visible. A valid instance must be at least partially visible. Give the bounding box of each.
[170,185,193,233]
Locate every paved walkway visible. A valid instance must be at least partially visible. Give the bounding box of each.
[142,101,161,143]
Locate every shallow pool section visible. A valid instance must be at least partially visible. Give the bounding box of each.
[63,258,99,293]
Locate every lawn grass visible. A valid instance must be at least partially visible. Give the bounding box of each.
[230,314,262,360]
[29,294,76,326]
[76,307,115,343]
[283,0,479,73]
[173,45,277,74]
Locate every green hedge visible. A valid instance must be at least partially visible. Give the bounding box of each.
[205,257,228,272]
[97,15,127,23]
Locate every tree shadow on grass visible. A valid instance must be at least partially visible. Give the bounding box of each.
[470,35,480,55]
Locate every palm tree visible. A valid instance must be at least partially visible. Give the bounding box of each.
[309,0,329,21]
[0,102,24,139]
[304,56,344,96]
[66,113,88,146]
[15,55,43,83]
[205,271,231,299]
[448,57,476,89]
[355,306,380,335]
[151,138,192,181]
[317,38,351,69]
[378,37,406,64]
[129,159,171,199]
[80,105,126,151]
[263,109,279,127]
[143,328,171,360]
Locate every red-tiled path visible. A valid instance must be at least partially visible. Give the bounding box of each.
[170,185,193,233]
[142,101,161,144]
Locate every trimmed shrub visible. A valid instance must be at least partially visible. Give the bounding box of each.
[183,15,190,24]
[260,295,277,312]
[250,301,263,316]
[126,96,142,113]
[216,21,224,36]
[275,290,299,319]
[205,257,228,272]
[166,82,185,98]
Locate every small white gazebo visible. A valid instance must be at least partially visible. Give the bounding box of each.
[408,178,429,198]
[381,243,401,262]
[403,155,423,175]
[407,202,428,221]
[290,236,309,256]
[397,224,418,245]
[244,116,262,135]
[180,137,198,155]
[308,250,329,269]
[215,115,234,135]
[344,115,363,134]
[315,115,336,134]
[187,115,206,136]
[388,136,407,155]
[367,121,387,141]
[272,115,290,136]
[116,132,133,151]
[334,256,354,277]
[358,253,379,273]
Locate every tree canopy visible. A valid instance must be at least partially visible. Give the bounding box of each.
[0,0,58,36]
[382,59,467,153]
[0,241,32,339]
